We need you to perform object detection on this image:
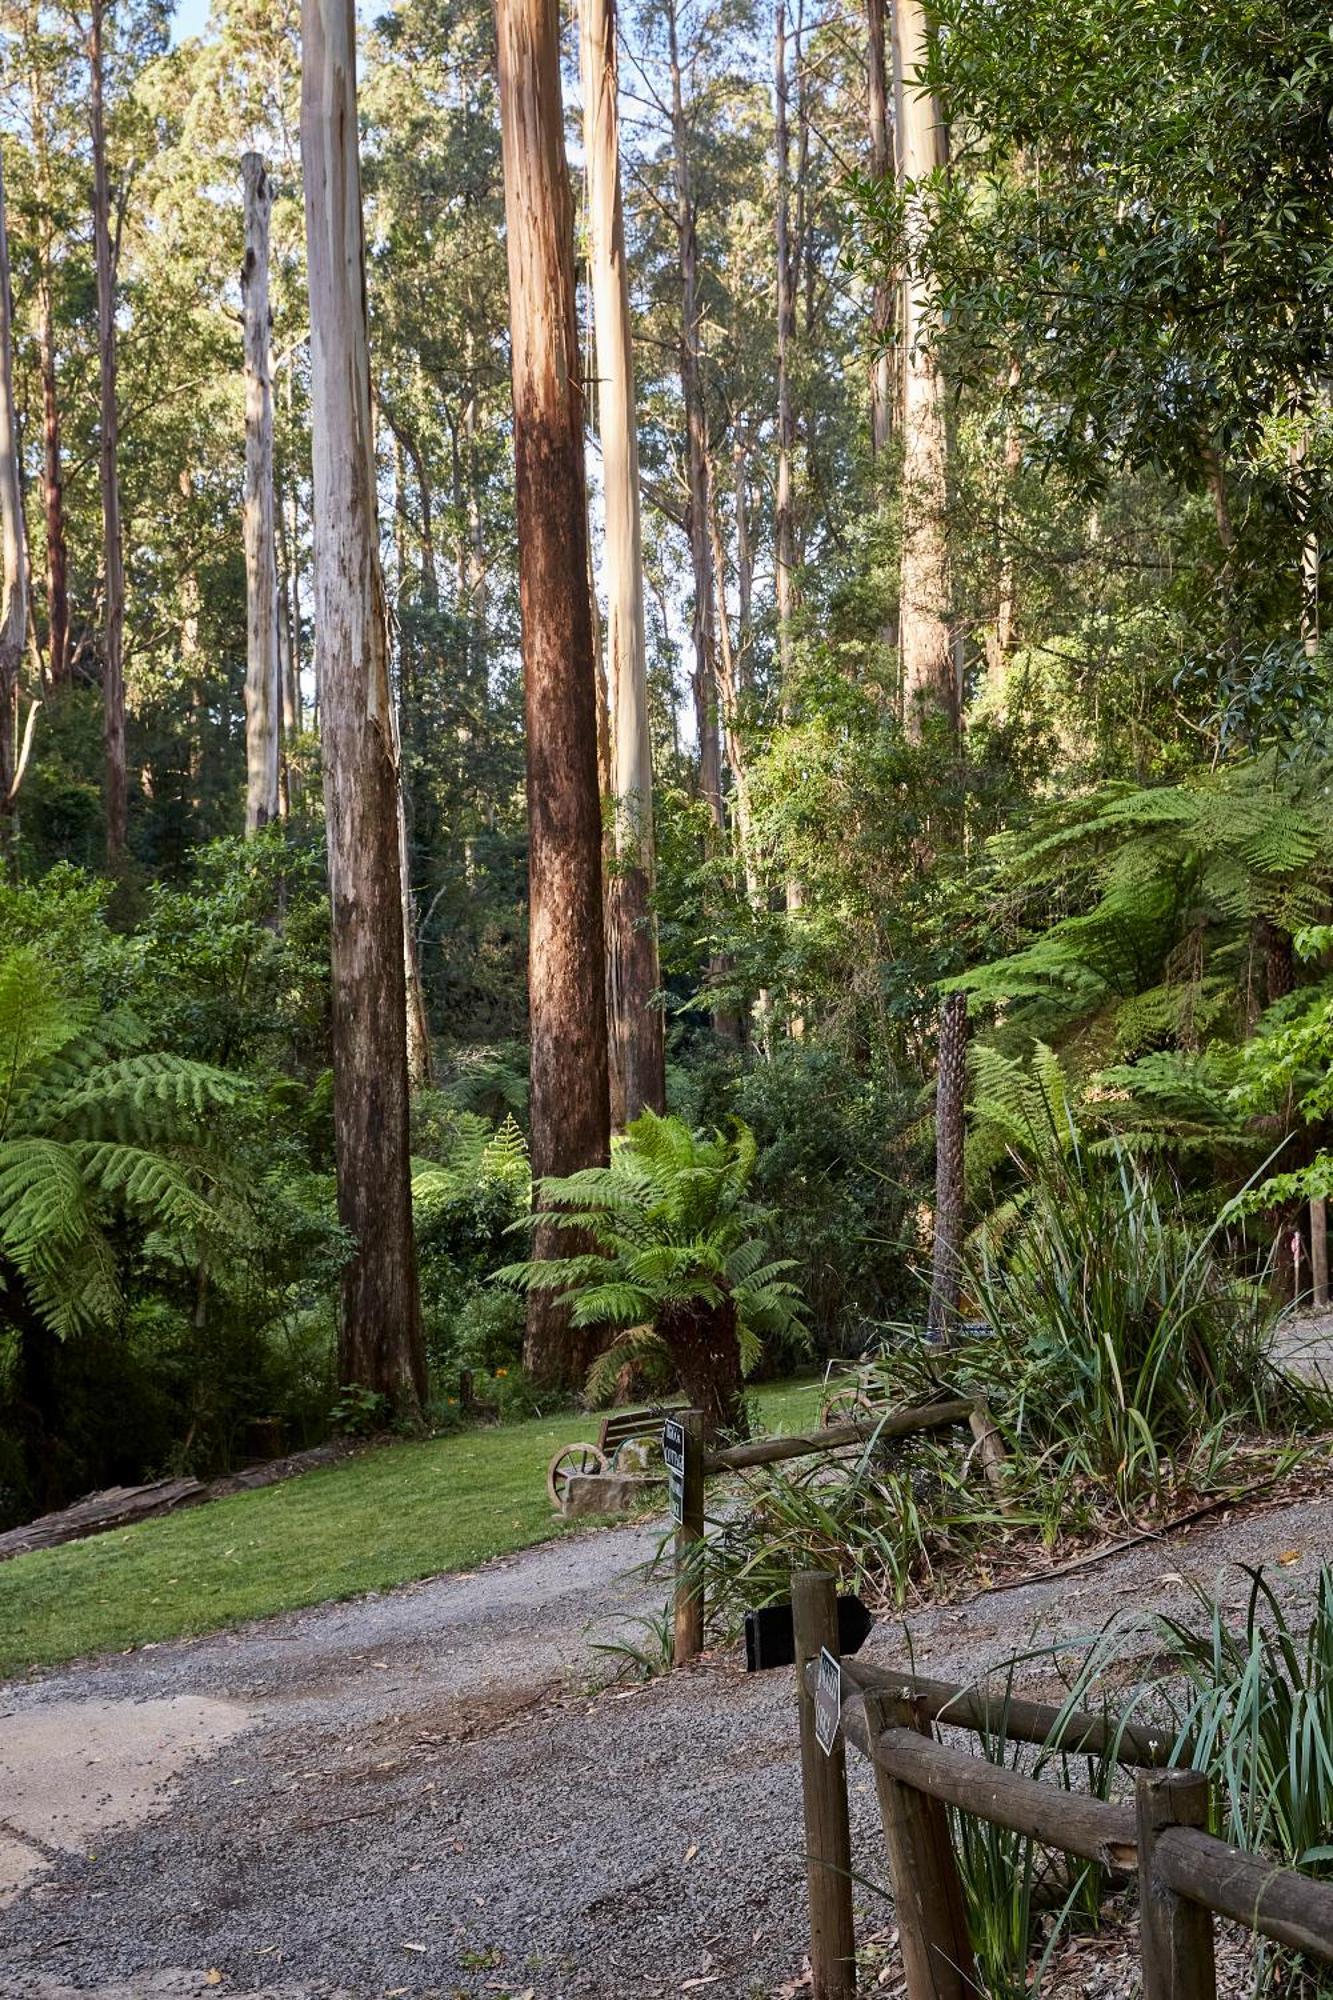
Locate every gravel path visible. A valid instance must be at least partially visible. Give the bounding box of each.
[4,1471,1333,2000]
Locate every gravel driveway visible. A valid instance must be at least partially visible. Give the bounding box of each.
[4,1474,1333,2000]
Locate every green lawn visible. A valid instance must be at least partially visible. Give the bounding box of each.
[0,1376,823,1679]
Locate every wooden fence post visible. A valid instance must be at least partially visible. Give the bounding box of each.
[792,1571,857,2000]
[862,1687,977,2000]
[672,1408,705,1666]
[1137,1770,1217,2000]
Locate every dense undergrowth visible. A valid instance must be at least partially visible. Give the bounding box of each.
[703,1149,1333,1627]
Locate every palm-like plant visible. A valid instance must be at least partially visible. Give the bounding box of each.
[0,949,246,1343]
[496,1112,806,1438]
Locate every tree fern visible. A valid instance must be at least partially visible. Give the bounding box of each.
[497,1110,807,1437]
[0,950,249,1340]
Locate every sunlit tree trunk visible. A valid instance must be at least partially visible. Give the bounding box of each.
[665,0,722,841]
[892,0,954,738]
[0,146,29,858]
[581,0,665,1128]
[28,50,68,689]
[242,152,281,833]
[774,0,798,690]
[867,0,895,459]
[494,0,611,1385]
[88,0,126,863]
[301,0,426,1416]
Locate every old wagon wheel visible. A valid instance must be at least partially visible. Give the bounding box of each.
[820,1382,875,1428]
[547,1441,607,1509]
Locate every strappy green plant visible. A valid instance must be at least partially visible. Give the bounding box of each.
[0,949,247,1339]
[496,1111,807,1437]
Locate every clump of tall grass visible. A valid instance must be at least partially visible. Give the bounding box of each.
[1161,1565,1333,1873]
[959,1146,1326,1520]
[699,1429,1005,1620]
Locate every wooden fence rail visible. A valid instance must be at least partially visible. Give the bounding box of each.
[791,1569,1333,2000]
[670,1396,979,1665]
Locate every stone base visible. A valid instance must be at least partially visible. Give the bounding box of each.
[560,1472,663,1519]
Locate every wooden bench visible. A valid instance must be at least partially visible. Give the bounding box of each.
[546,1401,687,1508]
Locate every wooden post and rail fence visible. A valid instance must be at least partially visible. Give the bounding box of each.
[790,1568,1333,2000]
[667,1393,982,1668]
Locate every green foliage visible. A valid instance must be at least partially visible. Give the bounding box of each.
[673,1043,915,1354]
[497,1113,807,1416]
[0,948,247,1341]
[1162,1567,1333,1876]
[963,1148,1320,1517]
[413,1113,530,1390]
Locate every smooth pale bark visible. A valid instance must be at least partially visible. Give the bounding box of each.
[0,146,29,846]
[580,0,665,1128]
[88,0,126,862]
[241,152,281,833]
[774,0,798,689]
[301,0,426,1416]
[665,0,722,841]
[892,0,954,739]
[27,49,68,687]
[867,0,895,458]
[494,0,611,1385]
[666,0,739,1041]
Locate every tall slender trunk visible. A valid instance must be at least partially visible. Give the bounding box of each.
[89,0,126,863]
[866,0,895,459]
[494,0,611,1386]
[665,0,722,843]
[774,0,798,690]
[892,0,954,739]
[301,0,425,1416]
[581,0,665,1128]
[29,53,68,688]
[241,152,281,833]
[0,145,29,858]
[774,0,805,948]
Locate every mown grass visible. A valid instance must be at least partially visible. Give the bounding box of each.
[0,1375,822,1678]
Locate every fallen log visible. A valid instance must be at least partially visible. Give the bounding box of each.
[0,1477,205,1561]
[0,1439,360,1563]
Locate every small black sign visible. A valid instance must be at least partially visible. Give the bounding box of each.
[814,1647,842,1755]
[662,1416,687,1525]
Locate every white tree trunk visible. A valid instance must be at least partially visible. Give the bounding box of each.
[242,151,281,833]
[88,0,126,862]
[892,0,954,738]
[0,143,29,840]
[301,0,425,1413]
[866,0,895,459]
[580,0,664,1126]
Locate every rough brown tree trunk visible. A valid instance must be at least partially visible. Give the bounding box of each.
[927,989,967,1338]
[242,151,281,833]
[662,1300,747,1444]
[88,0,126,864]
[301,0,426,1416]
[892,0,954,739]
[0,144,28,857]
[581,0,665,1129]
[494,0,611,1386]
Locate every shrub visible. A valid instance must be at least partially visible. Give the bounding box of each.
[961,1146,1325,1517]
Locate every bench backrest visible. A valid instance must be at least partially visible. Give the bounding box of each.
[599,1402,688,1453]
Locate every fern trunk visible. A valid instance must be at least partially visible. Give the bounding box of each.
[660,1298,747,1443]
